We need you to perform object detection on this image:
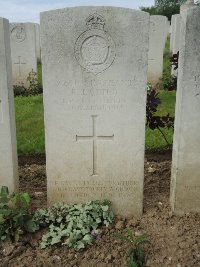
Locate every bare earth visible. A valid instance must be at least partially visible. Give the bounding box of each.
[0,152,200,267]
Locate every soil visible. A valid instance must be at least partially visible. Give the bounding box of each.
[0,152,200,267]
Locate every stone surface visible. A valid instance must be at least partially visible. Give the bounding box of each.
[0,17,18,192]
[180,0,196,12]
[170,14,179,53]
[170,7,200,215]
[34,23,41,62]
[41,7,150,217]
[10,23,37,88]
[172,15,181,55]
[148,15,168,84]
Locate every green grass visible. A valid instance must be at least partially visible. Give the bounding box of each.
[146,91,176,151]
[15,95,45,155]
[37,63,43,89]
[145,37,176,151]
[14,91,176,155]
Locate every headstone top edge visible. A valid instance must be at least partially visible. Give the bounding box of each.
[171,14,181,18]
[150,15,168,18]
[0,17,9,23]
[40,6,150,19]
[10,22,38,25]
[181,5,200,18]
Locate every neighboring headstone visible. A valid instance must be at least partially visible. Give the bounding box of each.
[41,7,150,217]
[34,23,41,62]
[148,15,167,84]
[180,0,196,12]
[10,23,37,88]
[170,7,200,215]
[172,15,181,55]
[170,14,179,53]
[0,17,18,192]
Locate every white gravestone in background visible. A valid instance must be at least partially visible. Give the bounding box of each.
[148,15,167,84]
[172,15,181,55]
[0,18,18,192]
[170,7,200,215]
[34,23,41,62]
[10,23,37,88]
[180,0,196,12]
[170,14,180,53]
[41,7,150,217]
[165,19,170,42]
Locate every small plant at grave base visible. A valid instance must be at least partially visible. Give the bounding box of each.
[14,70,42,97]
[0,186,38,242]
[13,81,28,97]
[146,84,174,147]
[115,229,150,267]
[33,200,114,249]
[27,69,42,95]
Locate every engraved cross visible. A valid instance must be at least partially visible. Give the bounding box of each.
[14,56,26,76]
[76,115,114,176]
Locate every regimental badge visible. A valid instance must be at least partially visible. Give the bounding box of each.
[11,25,26,43]
[74,13,116,75]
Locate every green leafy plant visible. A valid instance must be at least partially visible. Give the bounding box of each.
[146,84,174,146]
[14,69,42,97]
[115,229,150,267]
[0,186,38,242]
[33,200,114,249]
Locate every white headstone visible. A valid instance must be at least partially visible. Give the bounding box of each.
[180,0,196,12]
[34,23,41,62]
[170,7,200,215]
[10,23,37,88]
[172,15,181,55]
[41,7,150,217]
[148,15,168,84]
[0,18,18,192]
[170,14,180,53]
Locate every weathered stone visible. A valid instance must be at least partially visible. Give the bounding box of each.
[41,7,150,217]
[170,7,200,215]
[180,0,196,12]
[34,23,41,62]
[0,17,18,192]
[170,14,180,53]
[10,22,37,88]
[172,15,181,55]
[148,15,168,84]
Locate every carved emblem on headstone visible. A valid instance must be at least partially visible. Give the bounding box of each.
[11,26,26,43]
[74,13,116,74]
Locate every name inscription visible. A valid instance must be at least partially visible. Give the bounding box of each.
[56,79,138,111]
[49,180,138,200]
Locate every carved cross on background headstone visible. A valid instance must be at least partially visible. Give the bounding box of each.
[76,115,114,176]
[14,56,26,76]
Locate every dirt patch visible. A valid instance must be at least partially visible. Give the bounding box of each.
[0,154,200,267]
